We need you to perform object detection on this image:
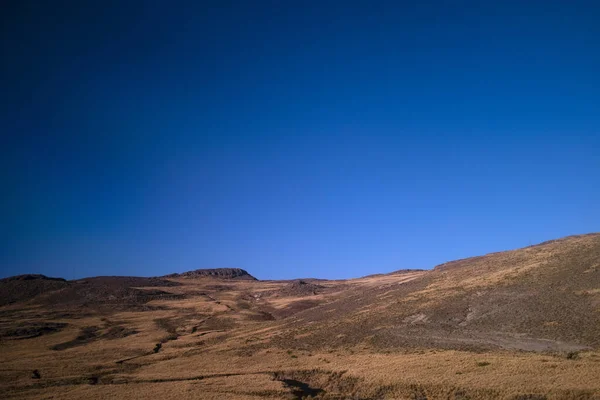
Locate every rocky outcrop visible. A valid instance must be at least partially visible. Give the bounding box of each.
[164,268,257,280]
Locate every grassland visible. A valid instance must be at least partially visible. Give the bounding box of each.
[1,233,600,399]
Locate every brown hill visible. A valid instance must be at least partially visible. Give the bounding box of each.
[0,274,68,306]
[0,275,182,310]
[269,233,600,353]
[39,276,184,309]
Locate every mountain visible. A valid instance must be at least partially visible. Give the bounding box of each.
[164,267,257,280]
[1,233,599,399]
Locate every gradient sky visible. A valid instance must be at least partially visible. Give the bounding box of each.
[1,1,599,280]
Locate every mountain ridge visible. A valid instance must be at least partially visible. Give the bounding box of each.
[3,232,598,284]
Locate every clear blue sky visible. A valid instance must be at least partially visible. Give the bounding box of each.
[1,1,599,280]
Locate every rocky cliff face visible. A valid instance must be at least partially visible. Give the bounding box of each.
[164,268,257,280]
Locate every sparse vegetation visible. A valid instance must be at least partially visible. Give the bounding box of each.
[1,234,600,398]
[153,343,162,353]
[566,351,580,360]
[87,376,98,385]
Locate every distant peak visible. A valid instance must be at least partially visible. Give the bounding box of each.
[164,268,257,280]
[0,274,66,283]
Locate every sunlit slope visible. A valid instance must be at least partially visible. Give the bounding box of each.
[260,233,600,352]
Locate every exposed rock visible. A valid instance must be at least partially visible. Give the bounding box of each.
[164,268,257,280]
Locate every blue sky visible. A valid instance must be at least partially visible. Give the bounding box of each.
[1,1,599,280]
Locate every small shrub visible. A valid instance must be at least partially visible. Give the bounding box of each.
[160,334,178,343]
[454,389,470,400]
[512,395,547,400]
[409,384,428,400]
[566,351,579,360]
[476,361,490,367]
[153,343,162,353]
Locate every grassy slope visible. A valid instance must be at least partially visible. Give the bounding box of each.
[1,233,599,399]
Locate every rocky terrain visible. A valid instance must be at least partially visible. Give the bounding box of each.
[164,268,257,280]
[1,233,599,399]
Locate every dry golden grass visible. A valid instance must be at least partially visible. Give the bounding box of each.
[3,336,600,399]
[2,234,600,399]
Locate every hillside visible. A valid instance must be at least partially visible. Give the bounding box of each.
[1,233,599,399]
[0,275,68,307]
[268,233,600,353]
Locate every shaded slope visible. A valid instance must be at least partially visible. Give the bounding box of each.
[0,275,68,306]
[39,276,184,309]
[0,276,182,309]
